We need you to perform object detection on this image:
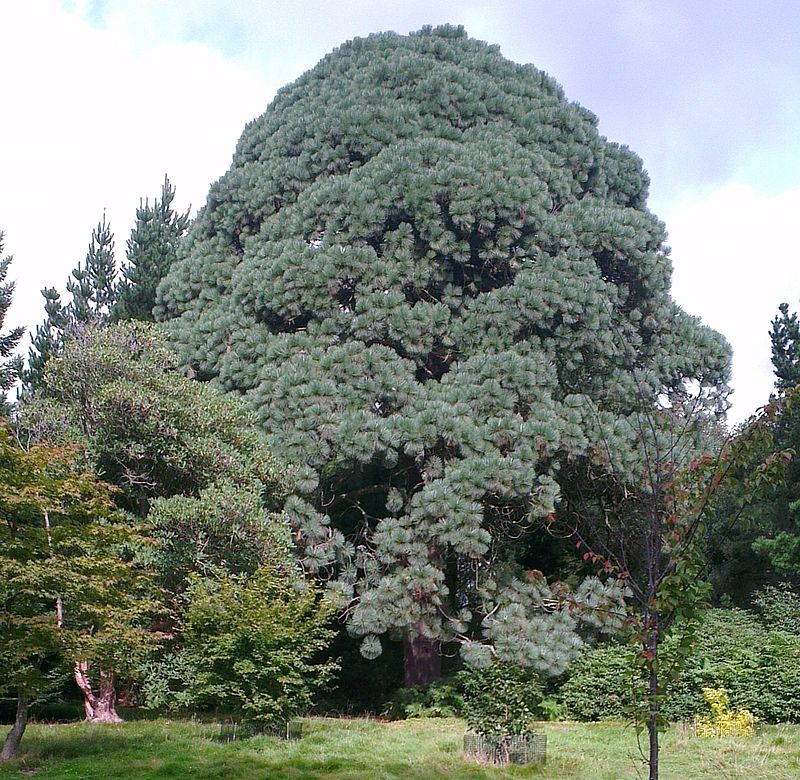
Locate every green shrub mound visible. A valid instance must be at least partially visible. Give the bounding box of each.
[561,607,800,723]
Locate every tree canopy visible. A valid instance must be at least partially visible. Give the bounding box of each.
[156,26,730,676]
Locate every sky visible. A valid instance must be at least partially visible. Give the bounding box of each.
[1,0,798,424]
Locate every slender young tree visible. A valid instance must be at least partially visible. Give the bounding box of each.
[556,386,793,780]
[66,213,117,326]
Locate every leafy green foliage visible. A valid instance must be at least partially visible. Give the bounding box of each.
[560,644,646,721]
[156,25,727,671]
[142,567,337,727]
[17,323,316,724]
[143,482,291,592]
[0,420,157,753]
[384,676,465,719]
[752,582,800,633]
[561,608,800,724]
[459,663,545,738]
[21,322,288,515]
[704,311,800,603]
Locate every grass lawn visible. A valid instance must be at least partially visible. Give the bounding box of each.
[1,717,799,779]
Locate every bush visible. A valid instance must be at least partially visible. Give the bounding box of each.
[141,567,338,727]
[560,608,800,723]
[753,583,800,633]
[560,644,646,721]
[383,677,464,719]
[459,663,546,738]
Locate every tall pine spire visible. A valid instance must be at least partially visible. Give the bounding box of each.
[0,232,24,409]
[114,175,190,322]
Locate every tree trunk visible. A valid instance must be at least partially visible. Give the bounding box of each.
[73,662,123,723]
[1,690,29,761]
[647,630,659,780]
[403,631,441,687]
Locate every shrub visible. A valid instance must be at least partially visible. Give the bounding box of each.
[142,567,337,727]
[560,608,800,723]
[459,663,546,738]
[695,687,756,737]
[560,644,646,721]
[384,677,464,719]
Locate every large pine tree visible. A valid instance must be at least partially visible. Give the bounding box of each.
[156,26,730,683]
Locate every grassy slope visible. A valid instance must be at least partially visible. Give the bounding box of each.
[1,718,799,779]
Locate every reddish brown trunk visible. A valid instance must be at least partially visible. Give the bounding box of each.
[0,690,28,761]
[73,662,123,723]
[403,632,441,687]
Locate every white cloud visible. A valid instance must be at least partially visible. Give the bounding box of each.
[664,183,800,424]
[1,1,274,348]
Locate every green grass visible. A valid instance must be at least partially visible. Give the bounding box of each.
[1,717,799,779]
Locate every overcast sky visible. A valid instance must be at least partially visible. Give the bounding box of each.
[2,1,798,423]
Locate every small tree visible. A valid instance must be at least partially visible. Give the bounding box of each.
[66,214,117,326]
[166,566,337,727]
[555,390,793,780]
[0,421,156,757]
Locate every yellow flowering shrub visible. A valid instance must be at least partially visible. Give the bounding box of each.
[695,687,756,737]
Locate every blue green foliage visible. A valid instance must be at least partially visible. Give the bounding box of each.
[157,26,729,669]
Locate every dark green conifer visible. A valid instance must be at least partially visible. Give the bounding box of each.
[20,288,67,397]
[21,216,116,398]
[771,303,800,391]
[157,26,730,681]
[114,175,190,322]
[66,213,117,325]
[0,233,24,406]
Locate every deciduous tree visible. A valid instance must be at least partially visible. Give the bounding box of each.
[0,422,155,758]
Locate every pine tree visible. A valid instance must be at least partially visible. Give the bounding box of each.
[114,175,190,322]
[0,233,24,405]
[66,213,117,326]
[156,26,730,683]
[20,288,67,398]
[771,302,800,391]
[21,217,116,398]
